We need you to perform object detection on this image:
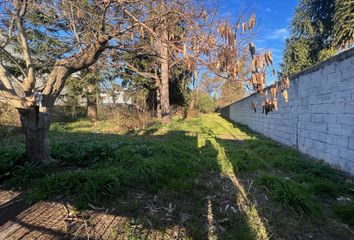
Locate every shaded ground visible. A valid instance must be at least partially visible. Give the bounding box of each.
[0,114,353,239]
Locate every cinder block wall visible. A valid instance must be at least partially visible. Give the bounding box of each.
[220,48,354,175]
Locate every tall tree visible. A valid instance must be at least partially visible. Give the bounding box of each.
[333,0,354,49]
[281,0,335,75]
[118,2,265,122]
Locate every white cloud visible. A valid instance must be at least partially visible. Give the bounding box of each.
[265,8,272,12]
[268,28,289,41]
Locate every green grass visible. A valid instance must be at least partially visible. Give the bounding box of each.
[256,174,319,215]
[1,113,354,239]
[334,201,354,226]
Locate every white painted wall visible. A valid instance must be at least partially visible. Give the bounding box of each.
[221,48,354,175]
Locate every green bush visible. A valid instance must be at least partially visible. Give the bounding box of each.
[195,93,216,113]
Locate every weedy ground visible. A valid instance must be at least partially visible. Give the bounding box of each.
[0,114,353,239]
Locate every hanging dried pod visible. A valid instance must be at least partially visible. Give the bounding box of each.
[251,100,257,113]
[256,55,262,69]
[216,61,221,70]
[248,14,256,30]
[272,98,278,111]
[251,72,257,84]
[259,72,264,84]
[242,22,247,32]
[271,84,278,97]
[251,59,256,71]
[140,26,145,38]
[285,76,290,88]
[281,78,286,91]
[266,51,273,65]
[263,53,268,66]
[283,90,288,102]
[228,29,234,47]
[249,42,256,58]
[183,44,187,56]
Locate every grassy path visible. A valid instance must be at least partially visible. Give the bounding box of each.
[0,114,353,239]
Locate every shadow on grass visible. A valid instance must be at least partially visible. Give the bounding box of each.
[0,128,263,240]
[1,116,353,240]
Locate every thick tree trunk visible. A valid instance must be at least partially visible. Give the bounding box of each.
[160,40,171,123]
[87,97,98,121]
[19,108,54,163]
[87,102,97,121]
[87,84,98,121]
[187,93,196,116]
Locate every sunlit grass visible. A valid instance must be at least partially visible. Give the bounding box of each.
[1,113,354,239]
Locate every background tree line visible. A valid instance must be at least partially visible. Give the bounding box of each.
[282,0,354,75]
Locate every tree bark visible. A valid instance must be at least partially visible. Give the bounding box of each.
[87,84,98,121]
[156,87,162,118]
[159,36,171,123]
[87,99,98,121]
[19,108,54,163]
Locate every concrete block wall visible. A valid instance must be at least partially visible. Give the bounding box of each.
[221,48,354,175]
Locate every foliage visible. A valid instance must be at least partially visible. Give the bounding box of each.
[282,0,354,75]
[282,0,335,75]
[333,0,354,48]
[318,48,337,61]
[0,147,26,174]
[256,174,318,215]
[334,201,354,225]
[218,80,245,107]
[8,162,43,187]
[194,92,216,113]
[281,38,314,74]
[196,73,245,108]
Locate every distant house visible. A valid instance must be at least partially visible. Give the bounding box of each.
[55,88,133,106]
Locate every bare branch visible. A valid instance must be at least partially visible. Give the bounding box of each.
[12,0,35,93]
[0,46,27,78]
[125,62,159,82]
[0,62,33,109]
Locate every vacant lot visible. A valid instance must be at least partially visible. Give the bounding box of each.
[0,114,353,239]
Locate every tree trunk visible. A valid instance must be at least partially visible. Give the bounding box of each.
[187,92,196,116]
[160,39,171,123]
[156,87,162,118]
[19,108,54,163]
[87,84,98,121]
[87,98,98,121]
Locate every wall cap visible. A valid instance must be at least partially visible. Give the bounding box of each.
[221,47,354,109]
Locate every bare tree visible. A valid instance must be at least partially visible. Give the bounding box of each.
[118,0,269,122]
[0,0,140,162]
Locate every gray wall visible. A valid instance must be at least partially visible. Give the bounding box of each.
[220,48,354,175]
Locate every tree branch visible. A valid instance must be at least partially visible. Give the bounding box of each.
[0,46,27,78]
[0,62,33,109]
[13,0,35,94]
[125,62,159,82]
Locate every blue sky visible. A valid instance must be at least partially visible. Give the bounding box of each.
[219,0,299,84]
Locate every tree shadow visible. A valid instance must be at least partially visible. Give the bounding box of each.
[0,128,269,239]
